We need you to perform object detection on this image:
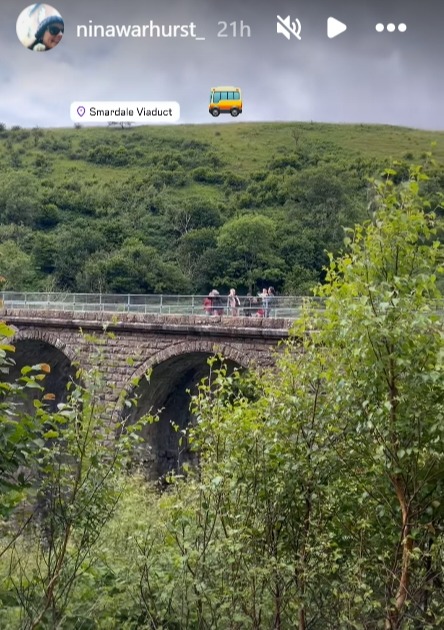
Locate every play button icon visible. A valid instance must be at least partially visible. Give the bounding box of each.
[327,17,347,38]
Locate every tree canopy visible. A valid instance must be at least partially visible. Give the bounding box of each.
[1,122,443,295]
[1,164,444,628]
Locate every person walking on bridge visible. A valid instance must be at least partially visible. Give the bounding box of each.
[267,286,276,317]
[211,290,224,316]
[227,288,240,316]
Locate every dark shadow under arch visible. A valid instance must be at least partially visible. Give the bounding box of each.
[123,349,245,479]
[3,338,77,414]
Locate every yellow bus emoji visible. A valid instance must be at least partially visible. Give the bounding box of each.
[209,86,242,117]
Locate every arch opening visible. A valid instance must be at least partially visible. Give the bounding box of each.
[3,339,77,414]
[123,352,243,479]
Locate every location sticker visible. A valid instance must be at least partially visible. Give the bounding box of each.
[70,101,180,124]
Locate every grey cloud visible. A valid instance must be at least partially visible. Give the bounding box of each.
[0,0,443,128]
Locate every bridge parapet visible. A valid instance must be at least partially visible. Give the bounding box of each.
[2,309,293,340]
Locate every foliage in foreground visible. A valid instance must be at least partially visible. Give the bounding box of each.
[0,167,444,628]
[0,331,149,629]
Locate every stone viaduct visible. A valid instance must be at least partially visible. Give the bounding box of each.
[3,309,292,477]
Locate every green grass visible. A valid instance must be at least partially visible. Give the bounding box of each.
[3,121,441,179]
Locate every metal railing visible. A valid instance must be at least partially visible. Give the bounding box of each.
[2,292,442,319]
[0,292,322,319]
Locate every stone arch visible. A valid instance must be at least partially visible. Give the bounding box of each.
[5,329,78,413]
[118,340,254,479]
[12,329,78,363]
[128,339,253,387]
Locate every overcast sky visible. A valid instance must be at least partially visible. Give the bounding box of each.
[1,0,442,129]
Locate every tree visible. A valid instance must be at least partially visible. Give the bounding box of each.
[0,171,39,226]
[125,166,444,629]
[0,331,151,629]
[176,227,218,289]
[32,233,57,275]
[35,204,60,230]
[314,166,444,627]
[164,198,222,237]
[0,241,36,290]
[80,238,190,294]
[0,322,47,522]
[53,224,107,289]
[284,262,318,294]
[216,214,285,293]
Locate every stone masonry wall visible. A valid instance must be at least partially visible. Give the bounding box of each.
[2,309,293,477]
[4,309,291,401]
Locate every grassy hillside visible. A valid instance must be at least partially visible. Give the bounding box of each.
[0,121,443,295]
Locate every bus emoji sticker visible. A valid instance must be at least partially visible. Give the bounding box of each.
[209,86,242,117]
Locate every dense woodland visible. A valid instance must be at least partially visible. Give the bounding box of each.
[1,121,444,295]
[1,122,444,627]
[0,158,444,627]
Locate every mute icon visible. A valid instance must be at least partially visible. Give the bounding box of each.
[277,15,302,40]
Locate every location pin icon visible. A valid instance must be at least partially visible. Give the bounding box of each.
[77,106,86,117]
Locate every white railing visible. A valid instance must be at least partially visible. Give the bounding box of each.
[0,292,323,318]
[2,292,442,319]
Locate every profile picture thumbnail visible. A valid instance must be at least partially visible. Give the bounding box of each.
[16,4,64,52]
